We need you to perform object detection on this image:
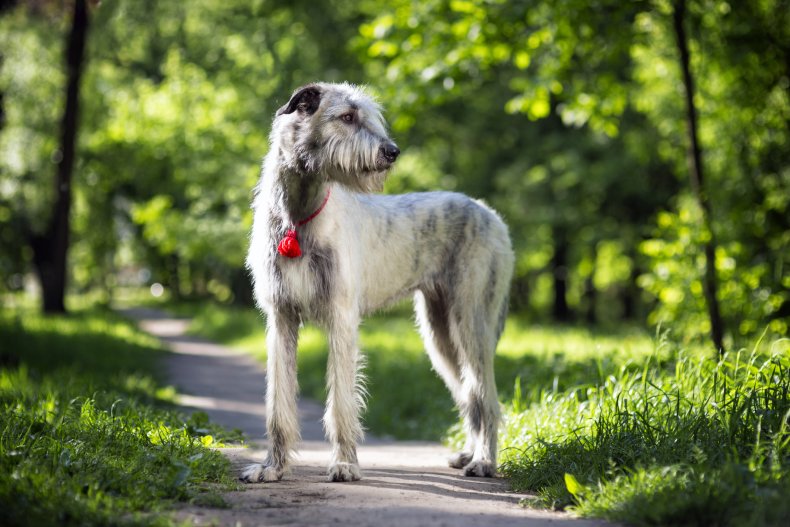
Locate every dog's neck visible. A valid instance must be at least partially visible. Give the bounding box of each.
[273,166,329,226]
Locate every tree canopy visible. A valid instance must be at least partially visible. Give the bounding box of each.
[1,0,787,348]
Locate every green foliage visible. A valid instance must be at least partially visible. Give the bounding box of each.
[576,462,790,527]
[641,195,788,344]
[564,472,583,500]
[0,310,237,526]
[489,338,790,525]
[358,0,637,135]
[356,0,789,341]
[2,3,787,521]
[0,0,787,389]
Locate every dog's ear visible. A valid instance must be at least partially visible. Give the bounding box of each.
[277,85,322,117]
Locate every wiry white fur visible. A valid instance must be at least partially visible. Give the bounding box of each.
[242,83,513,484]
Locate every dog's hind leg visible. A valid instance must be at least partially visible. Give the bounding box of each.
[240,306,301,482]
[448,254,509,478]
[323,311,365,482]
[451,309,501,478]
[414,288,475,469]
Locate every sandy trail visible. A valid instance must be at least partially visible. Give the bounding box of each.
[122,307,609,527]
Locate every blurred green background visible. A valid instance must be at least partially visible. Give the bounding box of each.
[1,0,788,348]
[2,3,789,523]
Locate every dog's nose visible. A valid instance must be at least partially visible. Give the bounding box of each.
[381,142,400,163]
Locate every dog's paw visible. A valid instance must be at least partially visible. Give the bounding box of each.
[448,451,473,469]
[239,463,283,483]
[463,460,496,478]
[327,462,362,482]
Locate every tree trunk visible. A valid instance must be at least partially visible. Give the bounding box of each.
[167,254,182,299]
[510,274,531,312]
[0,81,5,131]
[672,0,726,354]
[622,249,641,320]
[30,0,89,313]
[551,230,571,322]
[583,246,597,325]
[230,267,255,306]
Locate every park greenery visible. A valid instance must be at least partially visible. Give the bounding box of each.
[1,0,789,525]
[0,308,240,526]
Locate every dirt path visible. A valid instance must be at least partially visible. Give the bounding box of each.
[122,308,609,527]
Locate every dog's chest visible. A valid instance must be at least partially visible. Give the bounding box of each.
[268,240,335,318]
[275,258,315,305]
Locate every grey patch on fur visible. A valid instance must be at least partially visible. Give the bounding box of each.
[268,422,289,469]
[263,305,300,474]
[466,393,485,434]
[338,443,358,466]
[420,286,461,379]
[307,243,335,320]
[485,260,498,311]
[425,209,438,234]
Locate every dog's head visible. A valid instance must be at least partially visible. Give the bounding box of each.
[273,82,399,192]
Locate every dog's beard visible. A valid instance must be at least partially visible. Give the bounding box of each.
[324,166,388,193]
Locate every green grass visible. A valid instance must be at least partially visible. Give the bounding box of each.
[486,336,790,526]
[0,309,239,527]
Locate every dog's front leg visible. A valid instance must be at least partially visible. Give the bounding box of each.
[240,306,300,483]
[324,314,364,482]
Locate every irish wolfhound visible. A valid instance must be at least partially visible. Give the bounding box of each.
[241,82,513,483]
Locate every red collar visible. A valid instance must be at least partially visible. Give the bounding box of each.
[295,186,331,227]
[277,187,331,258]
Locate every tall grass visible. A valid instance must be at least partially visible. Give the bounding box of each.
[0,310,238,527]
[486,336,790,525]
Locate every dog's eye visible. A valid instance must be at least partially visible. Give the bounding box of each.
[340,113,354,123]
